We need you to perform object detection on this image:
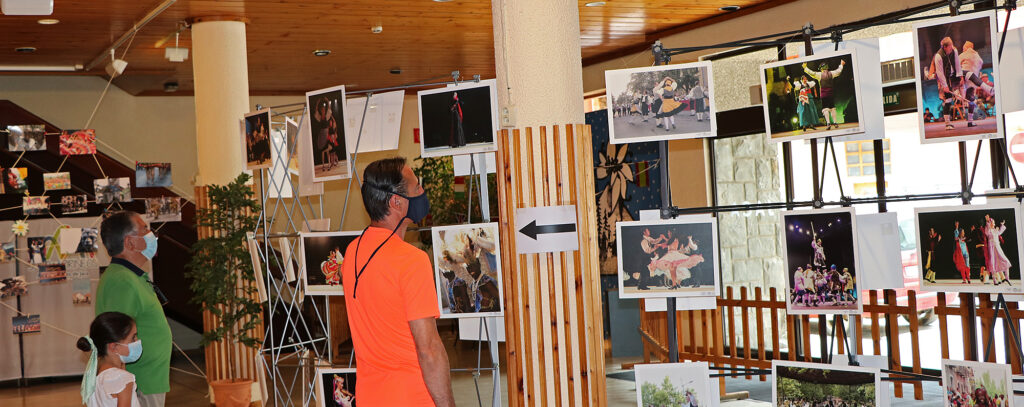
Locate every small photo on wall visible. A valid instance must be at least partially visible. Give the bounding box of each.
[143,197,182,223]
[72,278,91,305]
[59,129,97,155]
[616,215,719,299]
[0,242,15,263]
[77,228,99,253]
[914,13,1003,144]
[914,204,1023,293]
[7,124,46,151]
[38,263,67,284]
[300,231,360,296]
[760,49,865,142]
[93,177,131,204]
[417,79,499,158]
[773,361,881,407]
[43,172,70,191]
[135,162,172,188]
[1,276,27,298]
[431,223,503,318]
[305,85,350,181]
[634,362,711,407]
[22,196,49,216]
[942,359,1013,407]
[61,194,89,215]
[314,368,356,407]
[3,167,28,194]
[781,208,862,315]
[604,61,716,144]
[242,109,273,170]
[12,315,40,334]
[27,237,50,264]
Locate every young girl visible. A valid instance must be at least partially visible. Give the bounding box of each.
[77,311,142,407]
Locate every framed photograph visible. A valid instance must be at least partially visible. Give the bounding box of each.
[39,263,67,284]
[7,124,46,151]
[781,208,862,315]
[22,196,49,216]
[3,167,28,194]
[431,223,504,318]
[604,61,716,144]
[914,13,1003,144]
[314,367,356,407]
[59,129,97,155]
[143,197,182,223]
[760,49,865,142]
[12,315,40,334]
[61,194,88,215]
[135,162,172,188]
[773,360,882,407]
[634,362,710,407]
[305,85,351,181]
[43,172,70,191]
[300,231,360,296]
[616,215,719,299]
[242,108,273,170]
[93,177,132,204]
[417,79,499,158]
[942,359,1014,407]
[914,204,1023,293]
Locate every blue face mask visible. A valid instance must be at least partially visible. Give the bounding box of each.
[117,339,143,364]
[395,191,430,224]
[140,232,158,260]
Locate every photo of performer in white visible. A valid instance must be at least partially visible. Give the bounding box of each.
[917,205,1022,293]
[616,217,719,299]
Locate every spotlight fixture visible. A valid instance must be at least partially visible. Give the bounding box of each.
[163,80,179,93]
[312,49,331,57]
[37,18,59,25]
[432,0,453,2]
[371,25,382,34]
[14,46,36,53]
[584,1,606,6]
[719,5,741,11]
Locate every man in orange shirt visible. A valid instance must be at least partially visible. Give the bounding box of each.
[341,157,455,406]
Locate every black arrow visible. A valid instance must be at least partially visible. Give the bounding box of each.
[519,220,576,240]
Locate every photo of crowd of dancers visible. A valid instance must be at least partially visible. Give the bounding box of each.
[606,64,712,142]
[243,110,272,169]
[432,224,503,317]
[917,207,1020,291]
[783,210,860,314]
[617,219,717,298]
[762,51,862,141]
[774,363,879,407]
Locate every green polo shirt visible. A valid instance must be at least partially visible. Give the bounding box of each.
[95,259,172,394]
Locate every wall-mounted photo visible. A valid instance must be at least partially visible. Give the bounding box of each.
[135,162,172,188]
[93,177,132,204]
[915,204,1023,293]
[604,61,716,144]
[781,208,862,315]
[77,228,99,253]
[144,197,181,223]
[61,194,88,215]
[305,85,350,181]
[22,196,49,216]
[417,79,499,158]
[7,124,46,151]
[431,223,504,318]
[242,109,273,170]
[38,263,67,284]
[27,237,51,264]
[633,362,711,407]
[3,167,28,194]
[773,361,881,407]
[300,231,360,296]
[942,359,1013,407]
[314,367,356,407]
[43,172,70,191]
[616,215,719,298]
[59,129,97,155]
[12,314,40,334]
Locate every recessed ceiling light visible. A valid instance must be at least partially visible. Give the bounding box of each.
[585,1,606,6]
[15,47,36,53]
[37,19,59,25]
[433,0,453,2]
[312,49,331,57]
[389,68,402,75]
[719,5,741,11]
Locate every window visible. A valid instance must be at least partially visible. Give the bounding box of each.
[845,139,891,177]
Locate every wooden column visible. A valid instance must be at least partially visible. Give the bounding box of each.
[496,124,606,406]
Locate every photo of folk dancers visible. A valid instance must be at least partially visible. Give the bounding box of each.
[93,177,131,204]
[243,109,273,170]
[300,231,359,296]
[59,129,97,155]
[761,50,864,142]
[773,361,881,407]
[616,216,719,299]
[781,208,861,315]
[431,223,503,318]
[915,204,1023,293]
[604,61,716,144]
[417,79,498,158]
[315,368,356,407]
[6,124,46,151]
[306,85,350,181]
[633,362,710,407]
[135,162,172,188]
[914,13,1002,143]
[143,197,182,223]
[942,360,1013,407]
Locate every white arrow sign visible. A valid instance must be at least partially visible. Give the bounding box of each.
[514,205,579,254]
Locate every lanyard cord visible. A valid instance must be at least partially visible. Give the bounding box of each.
[352,221,403,299]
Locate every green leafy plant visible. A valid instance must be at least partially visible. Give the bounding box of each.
[412,156,498,247]
[186,173,263,381]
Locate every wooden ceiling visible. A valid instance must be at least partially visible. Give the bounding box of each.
[0,0,783,96]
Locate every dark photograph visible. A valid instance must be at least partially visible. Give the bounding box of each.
[306,85,350,181]
[782,208,861,315]
[916,204,1022,293]
[301,231,360,295]
[761,50,864,142]
[417,79,497,158]
[243,109,273,170]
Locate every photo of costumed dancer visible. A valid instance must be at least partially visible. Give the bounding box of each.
[942,360,1012,407]
[604,62,715,143]
[616,217,719,299]
[760,50,863,142]
[417,79,498,158]
[432,223,504,317]
[916,205,1022,293]
[300,231,360,295]
[782,209,861,314]
[243,110,272,170]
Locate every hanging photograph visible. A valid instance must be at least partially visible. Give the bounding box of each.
[72,278,91,305]
[246,232,268,303]
[22,196,49,216]
[7,124,46,151]
[0,242,15,263]
[942,359,1013,407]
[300,231,360,296]
[61,194,88,215]
[760,49,865,142]
[305,84,351,181]
[417,79,499,158]
[773,361,882,407]
[633,362,711,407]
[0,276,27,298]
[12,315,40,334]
[43,172,71,191]
[616,215,719,299]
[135,162,172,188]
[914,13,1003,144]
[93,177,132,204]
[604,61,716,144]
[781,208,862,315]
[77,228,99,253]
[39,263,67,284]
[27,237,50,264]
[914,204,1023,293]
[143,197,182,223]
[3,167,28,194]
[59,129,97,155]
[431,223,504,318]
[242,108,273,170]
[314,367,356,407]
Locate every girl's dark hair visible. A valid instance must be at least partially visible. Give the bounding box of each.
[76,311,134,357]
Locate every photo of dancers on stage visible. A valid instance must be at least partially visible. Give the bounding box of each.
[418,80,498,158]
[782,209,861,314]
[616,217,718,299]
[915,14,1001,143]
[432,223,503,318]
[916,205,1022,293]
[942,360,1012,407]
[761,50,863,142]
[243,109,273,170]
[605,62,714,143]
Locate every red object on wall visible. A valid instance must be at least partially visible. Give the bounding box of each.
[1011,131,1024,163]
[414,128,420,143]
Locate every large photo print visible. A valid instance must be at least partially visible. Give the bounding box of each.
[633,362,710,407]
[417,79,498,158]
[305,85,350,181]
[781,208,861,315]
[773,361,881,407]
[300,231,360,296]
[616,216,719,299]
[604,61,716,143]
[915,204,1023,293]
[431,223,503,318]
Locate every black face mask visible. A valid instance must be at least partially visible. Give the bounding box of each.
[365,182,430,225]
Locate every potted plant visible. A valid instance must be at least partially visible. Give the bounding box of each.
[187,173,263,407]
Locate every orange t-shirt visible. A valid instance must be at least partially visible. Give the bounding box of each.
[341,226,440,406]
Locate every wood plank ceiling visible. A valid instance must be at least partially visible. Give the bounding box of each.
[0,0,780,96]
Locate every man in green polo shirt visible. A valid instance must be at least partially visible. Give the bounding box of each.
[96,211,172,407]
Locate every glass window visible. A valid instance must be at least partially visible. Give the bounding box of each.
[861,141,874,152]
[846,143,859,153]
[862,153,875,163]
[864,166,876,175]
[848,166,861,176]
[847,154,860,165]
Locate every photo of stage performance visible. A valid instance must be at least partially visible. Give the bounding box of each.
[760,50,864,142]
[604,61,716,144]
[431,223,503,318]
[773,361,881,407]
[306,85,350,181]
[914,13,1003,143]
[242,109,273,170]
[300,231,360,296]
[915,204,1023,293]
[314,368,356,407]
[942,360,1013,407]
[781,208,861,315]
[616,216,719,299]
[417,79,498,158]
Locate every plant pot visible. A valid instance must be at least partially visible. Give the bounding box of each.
[210,379,253,407]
